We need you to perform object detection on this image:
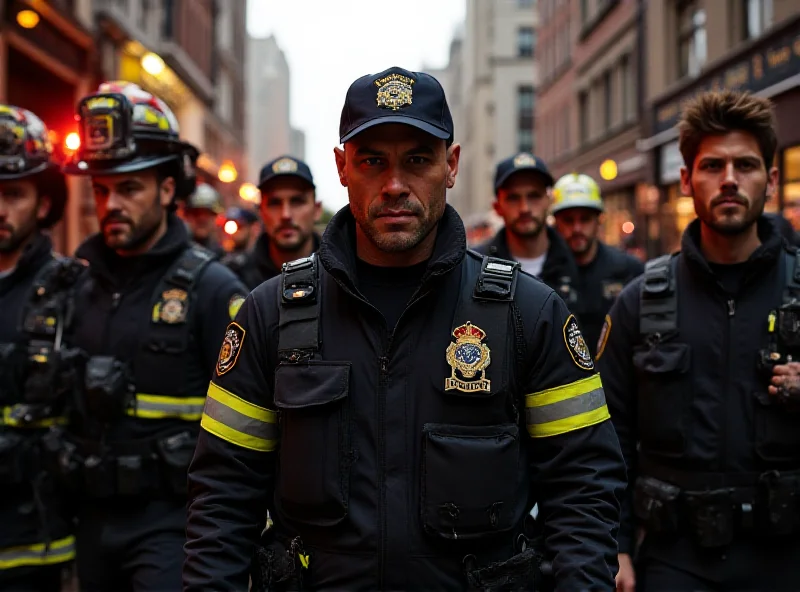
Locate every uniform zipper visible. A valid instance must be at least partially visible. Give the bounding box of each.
[721,297,735,473]
[332,272,442,590]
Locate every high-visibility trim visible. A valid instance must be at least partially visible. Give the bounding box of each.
[525,374,609,438]
[201,382,278,452]
[0,406,68,428]
[126,394,206,421]
[0,535,75,570]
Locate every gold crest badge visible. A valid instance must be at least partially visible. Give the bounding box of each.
[563,314,594,370]
[445,322,491,393]
[153,288,188,324]
[374,73,414,111]
[513,153,537,168]
[602,281,624,301]
[272,157,298,173]
[217,322,245,376]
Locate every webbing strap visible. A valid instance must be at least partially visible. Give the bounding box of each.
[639,254,677,338]
[277,255,320,357]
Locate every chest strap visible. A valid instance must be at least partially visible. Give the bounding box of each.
[639,253,677,340]
[277,255,320,363]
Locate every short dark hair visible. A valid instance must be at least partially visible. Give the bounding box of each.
[678,90,777,172]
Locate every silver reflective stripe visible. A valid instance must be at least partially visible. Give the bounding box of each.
[0,537,75,568]
[135,398,204,418]
[526,387,606,425]
[203,395,278,441]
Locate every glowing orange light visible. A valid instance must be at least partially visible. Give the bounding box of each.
[16,10,40,29]
[622,221,635,234]
[218,161,238,183]
[224,220,239,235]
[65,132,81,151]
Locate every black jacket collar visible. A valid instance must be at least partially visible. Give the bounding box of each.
[252,231,321,281]
[76,213,190,285]
[318,204,467,292]
[0,232,53,295]
[484,225,578,283]
[680,216,786,283]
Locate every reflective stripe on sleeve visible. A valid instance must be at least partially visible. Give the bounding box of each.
[201,381,278,452]
[525,374,609,438]
[0,535,75,570]
[126,394,206,421]
[0,406,68,428]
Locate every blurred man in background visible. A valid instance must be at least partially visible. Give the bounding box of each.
[183,183,225,258]
[552,173,644,357]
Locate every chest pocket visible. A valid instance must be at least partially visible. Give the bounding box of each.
[635,254,692,458]
[633,341,692,457]
[420,256,526,541]
[132,247,213,417]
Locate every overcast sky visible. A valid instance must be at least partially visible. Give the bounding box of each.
[246,0,466,213]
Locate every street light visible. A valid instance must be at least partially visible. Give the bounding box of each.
[224,220,239,235]
[141,52,165,76]
[218,161,238,183]
[599,159,618,181]
[16,10,40,29]
[239,182,260,202]
[65,133,81,151]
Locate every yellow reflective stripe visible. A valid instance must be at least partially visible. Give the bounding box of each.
[0,535,75,570]
[201,382,278,452]
[125,394,206,421]
[0,406,68,428]
[525,374,609,438]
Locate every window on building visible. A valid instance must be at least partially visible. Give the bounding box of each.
[519,129,534,154]
[745,0,773,39]
[603,70,612,131]
[677,0,707,78]
[579,90,589,144]
[580,0,589,23]
[518,85,535,129]
[518,0,535,8]
[619,55,636,121]
[518,27,535,58]
[563,107,570,154]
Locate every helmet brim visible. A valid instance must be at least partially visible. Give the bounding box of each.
[62,153,179,176]
[551,200,604,214]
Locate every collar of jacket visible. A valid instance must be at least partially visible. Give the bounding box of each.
[318,203,467,291]
[253,231,321,280]
[486,226,578,280]
[0,232,53,292]
[76,212,190,284]
[680,215,786,280]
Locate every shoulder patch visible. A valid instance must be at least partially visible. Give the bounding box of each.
[228,294,246,320]
[563,314,594,371]
[595,314,612,360]
[217,322,246,376]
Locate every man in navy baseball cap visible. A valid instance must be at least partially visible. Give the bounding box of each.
[221,155,321,289]
[334,66,459,265]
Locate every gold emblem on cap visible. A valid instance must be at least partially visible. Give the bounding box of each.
[374,73,414,111]
[272,157,298,173]
[513,153,537,168]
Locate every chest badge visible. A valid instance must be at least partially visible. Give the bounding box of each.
[153,288,188,324]
[445,322,492,393]
[602,281,624,300]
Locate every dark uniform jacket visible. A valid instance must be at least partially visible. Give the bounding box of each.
[69,213,247,447]
[599,216,800,579]
[0,234,75,571]
[185,205,625,591]
[577,242,643,357]
[474,226,581,313]
[222,232,321,291]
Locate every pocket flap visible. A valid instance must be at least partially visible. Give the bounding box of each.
[633,343,691,374]
[274,361,350,409]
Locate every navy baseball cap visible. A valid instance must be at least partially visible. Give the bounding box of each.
[494,153,555,193]
[339,66,454,144]
[225,206,259,224]
[258,155,315,190]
